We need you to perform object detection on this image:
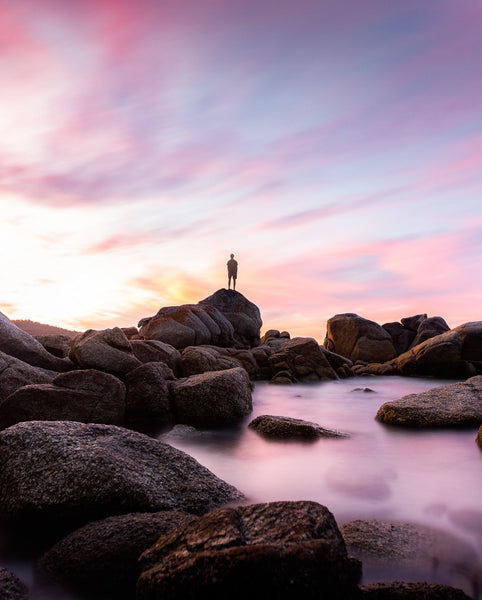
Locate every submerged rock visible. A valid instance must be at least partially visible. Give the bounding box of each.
[361,582,471,599]
[137,500,361,600]
[341,519,478,598]
[0,566,30,600]
[248,415,348,441]
[375,376,482,428]
[0,421,243,533]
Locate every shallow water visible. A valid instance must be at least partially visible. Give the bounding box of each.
[2,375,481,598]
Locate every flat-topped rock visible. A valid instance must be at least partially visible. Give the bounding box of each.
[248,415,348,440]
[375,376,482,428]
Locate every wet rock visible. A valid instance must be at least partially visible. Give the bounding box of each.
[69,328,142,375]
[170,367,252,428]
[375,376,482,428]
[0,311,72,372]
[0,566,30,600]
[0,421,243,534]
[0,369,126,430]
[125,362,174,422]
[248,415,348,440]
[180,346,241,376]
[0,351,56,402]
[361,582,471,599]
[477,425,482,449]
[324,314,397,364]
[341,519,478,598]
[270,370,297,384]
[139,304,235,349]
[199,289,263,348]
[131,340,182,375]
[352,363,398,376]
[137,501,361,600]
[268,337,338,382]
[38,511,198,597]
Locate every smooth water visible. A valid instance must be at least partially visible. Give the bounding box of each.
[2,376,481,598]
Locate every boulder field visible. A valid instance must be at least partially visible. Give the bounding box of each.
[0,292,480,599]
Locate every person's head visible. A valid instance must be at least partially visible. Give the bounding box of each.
[230,253,234,258]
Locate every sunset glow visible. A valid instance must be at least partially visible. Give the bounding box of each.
[1,0,481,339]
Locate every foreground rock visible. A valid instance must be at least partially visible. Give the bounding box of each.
[361,582,471,599]
[199,289,263,348]
[170,367,252,428]
[0,369,126,430]
[38,511,197,597]
[137,501,361,600]
[0,351,56,402]
[138,303,235,349]
[0,566,30,600]
[249,415,348,441]
[341,519,478,598]
[375,376,482,428]
[324,314,397,364]
[269,337,339,382]
[69,327,142,375]
[0,311,72,372]
[0,421,243,534]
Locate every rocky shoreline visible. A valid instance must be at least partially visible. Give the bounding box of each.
[0,289,480,599]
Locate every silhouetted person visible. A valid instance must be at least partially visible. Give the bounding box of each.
[227,253,238,290]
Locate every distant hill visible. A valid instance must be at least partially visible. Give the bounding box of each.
[13,319,79,338]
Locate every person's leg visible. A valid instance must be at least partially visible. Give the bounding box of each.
[233,277,236,290]
[228,275,232,289]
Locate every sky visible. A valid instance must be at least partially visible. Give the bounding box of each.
[1,0,481,340]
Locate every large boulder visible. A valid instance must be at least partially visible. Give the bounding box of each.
[199,289,263,348]
[375,376,482,428]
[454,321,482,362]
[0,351,57,402]
[324,314,397,364]
[131,340,182,375]
[34,334,72,358]
[125,362,174,423]
[38,511,198,597]
[361,582,471,599]
[248,415,348,440]
[0,369,126,430]
[0,567,29,600]
[381,322,416,355]
[268,337,338,382]
[69,328,142,375]
[137,501,361,600]
[180,346,242,377]
[138,304,235,349]
[170,367,252,428]
[341,519,478,598]
[409,316,451,349]
[0,421,243,533]
[393,330,465,377]
[0,311,72,372]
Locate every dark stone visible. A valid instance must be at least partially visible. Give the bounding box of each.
[0,566,30,600]
[361,582,471,599]
[125,362,174,422]
[38,511,198,597]
[137,501,362,600]
[381,322,415,355]
[248,415,348,440]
